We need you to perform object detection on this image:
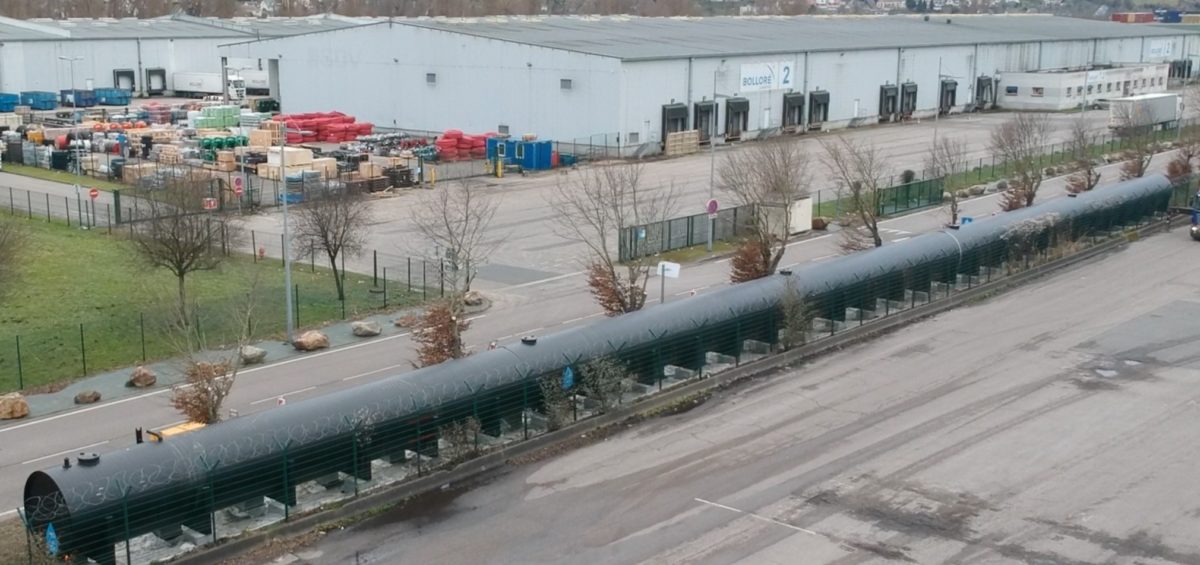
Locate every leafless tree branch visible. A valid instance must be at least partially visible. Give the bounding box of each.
[718,139,810,280]
[821,136,887,252]
[293,187,373,301]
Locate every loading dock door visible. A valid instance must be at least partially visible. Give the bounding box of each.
[694,101,716,142]
[939,79,957,114]
[725,97,749,140]
[974,76,994,110]
[809,90,830,126]
[900,82,918,117]
[879,85,898,122]
[782,92,805,131]
[661,103,689,146]
[113,69,135,91]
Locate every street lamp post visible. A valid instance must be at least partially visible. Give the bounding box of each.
[708,67,731,252]
[279,128,296,342]
[58,56,86,227]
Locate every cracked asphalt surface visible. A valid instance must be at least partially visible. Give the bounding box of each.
[278,231,1200,565]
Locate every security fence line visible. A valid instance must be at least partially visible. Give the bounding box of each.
[16,175,1185,565]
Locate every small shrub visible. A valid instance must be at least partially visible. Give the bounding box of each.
[901,169,916,184]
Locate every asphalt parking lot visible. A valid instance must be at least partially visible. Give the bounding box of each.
[282,230,1200,565]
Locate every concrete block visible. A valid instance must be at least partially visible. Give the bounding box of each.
[930,281,952,300]
[845,307,865,326]
[705,351,737,366]
[905,290,930,306]
[875,298,906,315]
[811,317,832,332]
[382,450,408,465]
[663,365,697,380]
[956,274,980,290]
[315,473,344,490]
[741,339,771,354]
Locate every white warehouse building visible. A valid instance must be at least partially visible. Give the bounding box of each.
[219,15,1200,152]
[0,13,364,96]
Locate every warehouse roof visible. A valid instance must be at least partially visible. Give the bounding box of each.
[394,14,1190,60]
[0,13,365,41]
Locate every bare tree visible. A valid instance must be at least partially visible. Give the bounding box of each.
[409,179,501,304]
[1066,117,1102,194]
[0,218,24,302]
[718,139,810,281]
[168,275,259,424]
[550,163,679,315]
[990,113,1051,211]
[821,136,888,252]
[1112,102,1156,181]
[129,182,238,338]
[926,135,967,225]
[293,188,373,302]
[1168,131,1200,181]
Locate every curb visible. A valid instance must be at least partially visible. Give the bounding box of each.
[172,219,1168,565]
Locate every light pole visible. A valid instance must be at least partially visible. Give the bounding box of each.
[278,128,296,342]
[707,66,730,252]
[58,55,86,227]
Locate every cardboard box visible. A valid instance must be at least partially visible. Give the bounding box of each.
[358,161,383,178]
[312,157,338,179]
[216,150,236,163]
[216,161,237,172]
[249,130,274,147]
[257,163,313,181]
[267,146,313,167]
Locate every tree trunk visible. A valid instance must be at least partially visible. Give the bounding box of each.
[328,252,344,301]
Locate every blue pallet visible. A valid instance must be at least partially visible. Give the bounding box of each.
[60,89,96,108]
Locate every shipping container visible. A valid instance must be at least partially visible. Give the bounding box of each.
[1109,93,1182,129]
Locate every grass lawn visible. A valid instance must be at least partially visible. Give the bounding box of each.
[0,214,425,393]
[2,162,128,192]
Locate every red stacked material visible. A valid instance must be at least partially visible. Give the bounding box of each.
[269,111,373,143]
[435,129,494,160]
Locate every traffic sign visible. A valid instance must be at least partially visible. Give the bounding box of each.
[706,198,719,219]
[657,261,681,279]
[88,188,99,200]
[202,197,218,211]
[233,176,244,195]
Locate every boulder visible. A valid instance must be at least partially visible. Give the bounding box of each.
[126,366,157,388]
[0,393,29,420]
[955,189,970,199]
[463,291,485,307]
[994,179,1009,191]
[393,314,418,328]
[74,390,102,405]
[811,217,830,231]
[293,330,329,352]
[967,185,986,196]
[351,320,382,338]
[240,345,268,365]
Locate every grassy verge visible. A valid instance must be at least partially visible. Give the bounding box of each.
[649,239,739,265]
[2,163,128,192]
[0,214,425,393]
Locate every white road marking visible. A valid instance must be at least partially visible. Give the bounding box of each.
[0,328,422,435]
[810,254,836,262]
[155,419,188,430]
[466,314,488,322]
[342,362,410,382]
[514,327,545,336]
[250,386,316,406]
[499,270,587,291]
[694,497,833,541]
[892,237,911,243]
[22,441,110,466]
[0,509,15,518]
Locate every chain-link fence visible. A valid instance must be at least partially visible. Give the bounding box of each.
[14,175,1178,565]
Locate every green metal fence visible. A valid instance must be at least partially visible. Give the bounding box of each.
[16,177,1177,565]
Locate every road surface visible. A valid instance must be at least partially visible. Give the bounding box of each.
[0,152,1172,518]
[286,228,1200,565]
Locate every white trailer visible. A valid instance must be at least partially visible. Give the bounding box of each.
[172,72,246,100]
[241,70,270,94]
[1108,93,1182,130]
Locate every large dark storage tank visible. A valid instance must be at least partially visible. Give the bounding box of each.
[23,175,1173,564]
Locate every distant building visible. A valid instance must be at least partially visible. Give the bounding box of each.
[220,14,1200,154]
[999,64,1170,111]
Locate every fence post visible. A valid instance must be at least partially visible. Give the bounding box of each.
[25,190,31,219]
[310,249,315,273]
[79,323,87,376]
[294,284,300,327]
[407,257,412,292]
[45,194,51,222]
[251,230,257,263]
[373,250,378,287]
[440,260,445,297]
[65,197,70,227]
[121,485,132,565]
[281,234,285,267]
[422,261,427,301]
[383,267,388,308]
[7,186,12,213]
[106,204,111,234]
[280,441,292,521]
[15,336,22,390]
[140,312,147,362]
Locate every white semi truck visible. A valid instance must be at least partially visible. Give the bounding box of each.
[1108,93,1182,130]
[172,72,246,100]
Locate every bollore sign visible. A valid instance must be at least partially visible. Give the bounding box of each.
[739,61,795,92]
